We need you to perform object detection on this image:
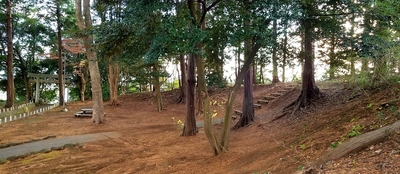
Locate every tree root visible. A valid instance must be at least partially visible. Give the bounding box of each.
[273,89,322,121]
[175,96,184,104]
[108,100,120,106]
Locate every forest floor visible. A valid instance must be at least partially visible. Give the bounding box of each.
[0,80,400,173]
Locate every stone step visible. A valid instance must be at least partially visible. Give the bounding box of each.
[232,115,238,120]
[284,86,295,90]
[257,100,269,104]
[235,110,242,116]
[264,96,276,100]
[271,93,283,96]
[254,103,262,109]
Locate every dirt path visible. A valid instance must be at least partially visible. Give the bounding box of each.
[0,83,399,173]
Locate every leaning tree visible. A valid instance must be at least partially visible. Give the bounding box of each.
[75,0,105,124]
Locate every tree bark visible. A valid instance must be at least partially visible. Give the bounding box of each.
[328,33,336,79]
[282,41,287,82]
[23,72,32,101]
[153,64,163,111]
[57,0,64,107]
[300,19,319,105]
[286,17,320,115]
[75,0,105,124]
[120,68,127,95]
[237,45,241,78]
[361,58,369,72]
[5,0,15,108]
[196,53,221,155]
[182,53,197,136]
[234,66,254,128]
[79,74,86,101]
[77,60,87,102]
[259,65,264,84]
[221,37,263,152]
[178,54,187,103]
[234,7,255,128]
[282,26,288,83]
[272,19,280,83]
[312,120,400,168]
[108,62,119,106]
[252,60,257,84]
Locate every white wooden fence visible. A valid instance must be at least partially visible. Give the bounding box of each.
[0,102,34,113]
[0,103,58,125]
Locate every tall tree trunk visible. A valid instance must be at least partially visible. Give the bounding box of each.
[234,3,254,128]
[108,62,119,106]
[272,19,280,83]
[182,53,197,136]
[252,60,257,84]
[23,73,32,101]
[57,0,64,107]
[287,18,320,115]
[302,21,319,99]
[234,66,254,128]
[185,0,220,149]
[5,0,15,108]
[259,65,264,84]
[178,54,187,103]
[153,64,163,111]
[196,53,221,155]
[75,0,105,124]
[350,59,355,75]
[237,45,241,78]
[282,35,288,82]
[282,27,288,82]
[79,74,86,101]
[361,58,369,72]
[23,73,31,102]
[349,14,356,76]
[328,34,336,79]
[221,37,263,152]
[78,60,88,102]
[120,68,127,95]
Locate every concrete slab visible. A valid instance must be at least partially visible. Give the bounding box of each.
[0,132,120,160]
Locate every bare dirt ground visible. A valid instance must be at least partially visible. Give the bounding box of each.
[0,81,400,174]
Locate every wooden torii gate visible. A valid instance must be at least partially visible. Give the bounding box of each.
[28,73,71,104]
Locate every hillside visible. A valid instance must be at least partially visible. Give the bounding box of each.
[0,81,399,173]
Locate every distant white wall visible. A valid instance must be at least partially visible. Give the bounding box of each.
[0,91,5,100]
